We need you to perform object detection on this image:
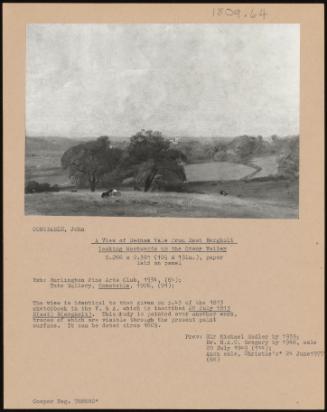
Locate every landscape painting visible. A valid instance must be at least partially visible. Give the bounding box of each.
[25,24,299,218]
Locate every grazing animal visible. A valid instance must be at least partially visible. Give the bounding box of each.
[112,189,121,196]
[101,188,121,198]
[220,190,228,196]
[101,189,113,198]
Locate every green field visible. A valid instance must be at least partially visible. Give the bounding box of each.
[184,161,255,182]
[26,158,280,188]
[184,177,298,203]
[25,138,280,186]
[25,137,80,186]
[25,187,298,218]
[24,137,298,218]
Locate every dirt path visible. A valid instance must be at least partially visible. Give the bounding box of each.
[241,163,263,180]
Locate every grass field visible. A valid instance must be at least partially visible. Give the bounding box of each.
[184,177,298,203]
[25,137,79,186]
[184,161,254,182]
[25,138,298,218]
[25,187,298,218]
[26,156,277,187]
[25,150,70,186]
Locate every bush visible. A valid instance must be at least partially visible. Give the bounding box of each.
[277,139,299,179]
[25,181,60,194]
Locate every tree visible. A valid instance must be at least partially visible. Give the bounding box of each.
[61,136,122,191]
[25,181,60,193]
[126,130,187,192]
[277,138,299,179]
[233,135,259,164]
[127,129,171,162]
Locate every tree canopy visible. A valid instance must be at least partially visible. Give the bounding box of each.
[61,136,122,191]
[125,130,187,191]
[277,138,299,179]
[127,130,170,162]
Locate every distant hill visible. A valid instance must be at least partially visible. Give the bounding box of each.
[26,135,132,153]
[26,136,88,154]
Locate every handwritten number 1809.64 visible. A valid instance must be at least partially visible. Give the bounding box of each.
[212,8,268,19]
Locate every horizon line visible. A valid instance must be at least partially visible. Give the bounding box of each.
[26,133,300,140]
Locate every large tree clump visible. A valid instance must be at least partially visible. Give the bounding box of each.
[127,130,171,162]
[231,135,264,163]
[61,136,122,191]
[125,130,187,192]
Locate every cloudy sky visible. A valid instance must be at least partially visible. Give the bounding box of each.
[26,24,299,138]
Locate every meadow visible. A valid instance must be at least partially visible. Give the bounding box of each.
[25,188,298,218]
[184,155,279,182]
[184,161,254,182]
[24,137,299,218]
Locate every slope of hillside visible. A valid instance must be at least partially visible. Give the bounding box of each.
[25,189,298,218]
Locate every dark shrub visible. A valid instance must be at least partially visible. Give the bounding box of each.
[277,138,299,179]
[25,181,60,193]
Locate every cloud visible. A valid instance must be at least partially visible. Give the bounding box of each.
[26,24,299,138]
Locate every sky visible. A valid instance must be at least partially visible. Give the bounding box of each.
[26,24,299,138]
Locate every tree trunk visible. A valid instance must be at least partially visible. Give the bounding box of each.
[89,177,96,192]
[144,167,157,192]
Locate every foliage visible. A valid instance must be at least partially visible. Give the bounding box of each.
[231,135,264,163]
[61,136,122,191]
[25,180,60,193]
[175,135,298,165]
[58,132,299,193]
[127,129,170,162]
[277,138,299,179]
[123,130,187,191]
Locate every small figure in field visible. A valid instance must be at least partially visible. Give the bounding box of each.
[220,190,228,196]
[112,189,121,196]
[101,189,111,198]
[101,189,121,198]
